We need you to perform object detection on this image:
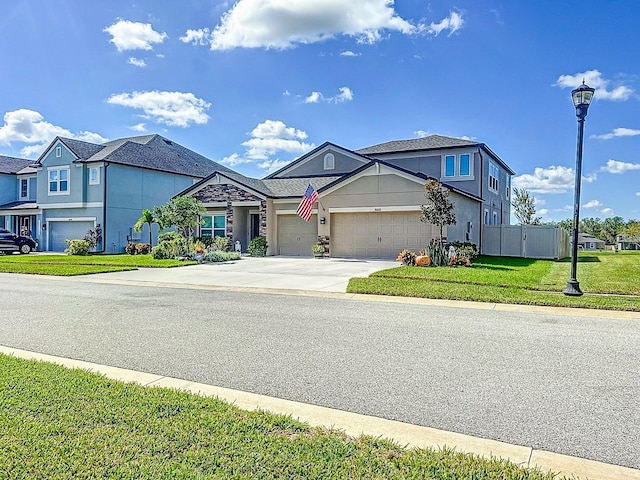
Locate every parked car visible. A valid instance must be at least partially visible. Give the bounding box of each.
[0,228,37,254]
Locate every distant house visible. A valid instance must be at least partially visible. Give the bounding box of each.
[617,234,639,251]
[577,233,605,250]
[1,135,233,252]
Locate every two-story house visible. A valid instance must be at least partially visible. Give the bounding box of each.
[3,135,231,252]
[0,155,39,240]
[180,135,515,258]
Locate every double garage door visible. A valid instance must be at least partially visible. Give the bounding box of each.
[331,212,436,259]
[49,221,94,252]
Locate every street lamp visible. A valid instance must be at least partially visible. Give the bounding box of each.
[563,81,595,296]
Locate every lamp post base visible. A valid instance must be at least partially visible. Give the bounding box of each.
[563,280,583,296]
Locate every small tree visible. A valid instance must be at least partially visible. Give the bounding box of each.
[152,196,206,245]
[134,209,157,247]
[420,179,456,242]
[511,187,541,225]
[622,220,640,247]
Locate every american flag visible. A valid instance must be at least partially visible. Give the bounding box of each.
[296,183,318,221]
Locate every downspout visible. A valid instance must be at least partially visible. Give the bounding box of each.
[477,148,483,253]
[97,162,109,253]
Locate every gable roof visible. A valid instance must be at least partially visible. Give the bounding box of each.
[0,155,35,174]
[40,134,234,179]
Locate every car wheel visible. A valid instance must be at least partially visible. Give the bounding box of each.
[19,243,32,254]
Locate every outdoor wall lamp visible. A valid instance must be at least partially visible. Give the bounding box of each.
[320,217,326,224]
[563,81,595,297]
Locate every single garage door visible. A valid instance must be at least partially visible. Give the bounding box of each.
[49,221,94,251]
[331,212,437,258]
[277,214,318,256]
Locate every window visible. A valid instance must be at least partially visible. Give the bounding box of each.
[323,153,335,170]
[20,179,28,199]
[484,209,489,225]
[489,162,499,192]
[506,175,510,199]
[89,167,100,185]
[444,155,455,177]
[48,167,69,195]
[493,211,498,225]
[443,153,473,180]
[56,146,62,157]
[459,154,471,176]
[201,215,225,238]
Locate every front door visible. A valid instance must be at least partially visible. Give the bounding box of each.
[250,213,260,239]
[19,216,32,237]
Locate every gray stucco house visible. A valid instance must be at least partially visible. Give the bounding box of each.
[1,135,232,252]
[180,135,515,257]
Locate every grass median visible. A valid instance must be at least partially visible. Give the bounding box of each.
[0,254,197,275]
[347,252,640,312]
[0,353,561,479]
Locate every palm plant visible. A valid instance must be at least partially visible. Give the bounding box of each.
[134,209,157,247]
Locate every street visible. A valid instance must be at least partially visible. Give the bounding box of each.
[1,273,639,469]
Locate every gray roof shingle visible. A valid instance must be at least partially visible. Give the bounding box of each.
[0,155,35,174]
[356,135,479,155]
[262,176,342,197]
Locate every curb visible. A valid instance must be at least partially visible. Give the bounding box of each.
[2,345,638,479]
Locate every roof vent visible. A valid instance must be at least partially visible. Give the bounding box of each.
[163,139,173,145]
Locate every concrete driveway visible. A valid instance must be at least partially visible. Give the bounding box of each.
[85,256,398,292]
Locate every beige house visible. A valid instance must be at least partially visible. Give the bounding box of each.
[179,136,515,258]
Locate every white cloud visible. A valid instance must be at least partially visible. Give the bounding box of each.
[207,0,417,50]
[127,57,146,67]
[414,130,430,138]
[129,123,147,132]
[340,50,360,56]
[583,200,602,209]
[107,90,211,128]
[591,127,640,140]
[180,28,211,46]
[512,165,596,194]
[601,208,615,216]
[219,152,254,167]
[637,192,640,197]
[537,208,550,216]
[426,11,464,36]
[104,20,167,52]
[0,109,107,157]
[601,159,640,174]
[258,158,291,173]
[304,87,353,104]
[555,69,634,101]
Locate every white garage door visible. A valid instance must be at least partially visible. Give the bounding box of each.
[277,214,318,256]
[49,221,94,252]
[331,212,437,259]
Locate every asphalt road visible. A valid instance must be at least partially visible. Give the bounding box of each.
[1,273,639,469]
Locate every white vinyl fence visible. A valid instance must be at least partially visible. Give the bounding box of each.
[481,225,570,260]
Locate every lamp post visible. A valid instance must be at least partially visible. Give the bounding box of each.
[563,81,595,296]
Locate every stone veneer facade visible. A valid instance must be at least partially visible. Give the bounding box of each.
[193,184,267,239]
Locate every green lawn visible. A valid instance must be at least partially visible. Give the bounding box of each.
[0,354,561,479]
[0,254,197,275]
[348,251,640,312]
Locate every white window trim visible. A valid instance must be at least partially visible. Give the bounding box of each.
[19,178,29,199]
[47,166,70,196]
[89,166,100,185]
[441,153,474,181]
[488,162,499,193]
[324,153,335,170]
[55,146,62,158]
[201,214,226,238]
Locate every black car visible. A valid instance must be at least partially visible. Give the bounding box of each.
[0,228,37,254]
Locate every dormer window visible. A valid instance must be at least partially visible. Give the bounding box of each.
[324,153,335,170]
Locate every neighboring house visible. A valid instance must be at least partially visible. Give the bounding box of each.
[577,233,605,250]
[180,135,515,258]
[2,135,233,252]
[617,234,639,250]
[0,155,39,239]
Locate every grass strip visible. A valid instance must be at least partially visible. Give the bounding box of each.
[348,277,640,312]
[0,354,559,479]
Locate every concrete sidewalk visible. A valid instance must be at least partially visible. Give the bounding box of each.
[83,255,398,293]
[2,344,638,480]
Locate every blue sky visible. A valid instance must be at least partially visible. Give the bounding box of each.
[1,0,639,222]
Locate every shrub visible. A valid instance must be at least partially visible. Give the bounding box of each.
[204,251,242,262]
[125,242,137,255]
[247,236,267,256]
[192,236,215,250]
[65,239,92,255]
[396,249,416,266]
[158,231,183,243]
[213,235,232,252]
[446,241,478,261]
[151,236,189,259]
[136,243,151,255]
